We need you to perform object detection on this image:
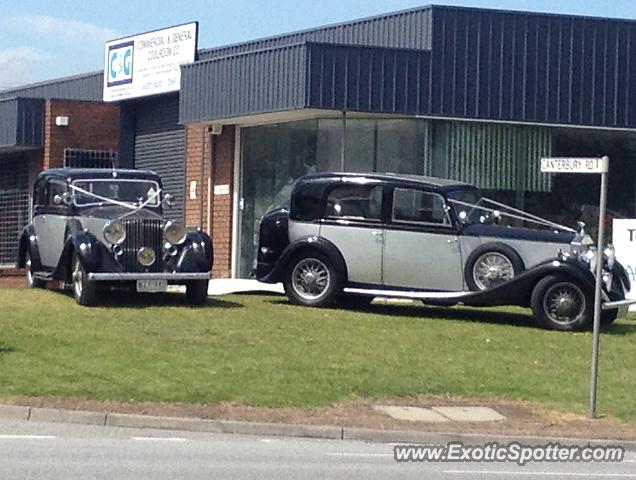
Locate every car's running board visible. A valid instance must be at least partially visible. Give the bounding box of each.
[343,287,470,300]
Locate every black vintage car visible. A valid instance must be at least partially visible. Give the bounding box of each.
[256,172,630,331]
[17,168,213,306]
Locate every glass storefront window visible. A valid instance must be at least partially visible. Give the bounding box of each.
[238,117,429,277]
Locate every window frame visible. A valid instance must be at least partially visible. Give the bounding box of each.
[321,182,385,224]
[390,186,453,228]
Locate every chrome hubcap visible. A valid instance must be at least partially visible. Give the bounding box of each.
[543,282,585,325]
[291,258,330,301]
[473,253,514,290]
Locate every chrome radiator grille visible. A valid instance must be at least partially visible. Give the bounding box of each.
[121,219,163,272]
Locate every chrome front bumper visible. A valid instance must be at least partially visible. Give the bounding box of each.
[87,272,211,281]
[602,298,636,320]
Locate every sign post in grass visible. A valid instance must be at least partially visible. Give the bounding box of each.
[541,156,609,419]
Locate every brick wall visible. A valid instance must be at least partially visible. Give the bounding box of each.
[43,100,120,169]
[185,124,235,278]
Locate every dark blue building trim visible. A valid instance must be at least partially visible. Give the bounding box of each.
[0,98,44,148]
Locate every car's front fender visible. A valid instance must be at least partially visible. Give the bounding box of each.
[258,236,347,284]
[463,258,600,308]
[17,225,40,269]
[55,230,104,279]
[175,230,214,273]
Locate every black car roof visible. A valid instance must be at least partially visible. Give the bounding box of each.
[299,172,474,191]
[38,168,162,183]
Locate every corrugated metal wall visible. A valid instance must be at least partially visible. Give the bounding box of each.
[0,98,44,147]
[306,43,430,114]
[0,72,103,102]
[430,7,636,128]
[133,94,185,221]
[199,7,433,60]
[433,121,552,191]
[180,44,308,123]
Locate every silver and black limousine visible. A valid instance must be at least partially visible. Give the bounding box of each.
[256,172,630,331]
[17,168,213,306]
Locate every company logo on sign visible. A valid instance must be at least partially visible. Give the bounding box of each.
[107,41,134,87]
[103,22,197,102]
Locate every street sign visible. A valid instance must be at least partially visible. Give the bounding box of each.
[541,155,609,419]
[540,157,609,174]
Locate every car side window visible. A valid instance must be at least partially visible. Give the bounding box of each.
[324,184,383,221]
[392,188,451,226]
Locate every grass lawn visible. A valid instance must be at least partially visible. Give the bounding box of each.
[0,288,635,421]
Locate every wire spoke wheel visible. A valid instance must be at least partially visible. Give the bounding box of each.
[543,282,586,326]
[73,257,84,300]
[472,252,515,290]
[291,257,331,301]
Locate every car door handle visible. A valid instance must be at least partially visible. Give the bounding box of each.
[447,237,458,244]
[371,230,383,236]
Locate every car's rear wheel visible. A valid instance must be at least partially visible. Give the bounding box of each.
[284,252,341,307]
[186,280,209,306]
[465,244,524,291]
[531,275,592,331]
[25,250,45,289]
[72,254,97,306]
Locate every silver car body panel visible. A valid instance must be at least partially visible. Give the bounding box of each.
[382,229,464,290]
[319,222,384,285]
[288,220,320,241]
[33,215,70,267]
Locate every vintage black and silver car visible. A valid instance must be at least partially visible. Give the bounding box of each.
[17,168,213,306]
[256,172,630,331]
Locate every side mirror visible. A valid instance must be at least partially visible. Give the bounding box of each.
[163,193,175,208]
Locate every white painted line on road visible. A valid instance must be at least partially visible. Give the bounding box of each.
[326,453,393,458]
[444,470,636,478]
[0,435,56,440]
[131,437,187,442]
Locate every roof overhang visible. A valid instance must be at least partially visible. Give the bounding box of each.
[179,42,431,125]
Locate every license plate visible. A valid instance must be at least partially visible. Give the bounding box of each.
[136,279,167,293]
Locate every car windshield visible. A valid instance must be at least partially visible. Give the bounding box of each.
[72,179,160,207]
[447,187,485,224]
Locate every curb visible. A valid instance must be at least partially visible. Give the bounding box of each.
[2,404,636,448]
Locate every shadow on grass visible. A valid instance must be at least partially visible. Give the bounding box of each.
[602,322,636,336]
[61,290,243,309]
[266,297,537,329]
[0,344,16,355]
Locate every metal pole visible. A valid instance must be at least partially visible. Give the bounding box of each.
[589,156,609,419]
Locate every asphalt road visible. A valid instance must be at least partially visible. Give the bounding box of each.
[1,418,635,479]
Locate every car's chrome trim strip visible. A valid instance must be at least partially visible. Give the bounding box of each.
[87,272,211,281]
[344,287,470,300]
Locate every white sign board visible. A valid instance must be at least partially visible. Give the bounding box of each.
[103,22,198,102]
[214,184,230,195]
[612,219,636,310]
[540,157,608,174]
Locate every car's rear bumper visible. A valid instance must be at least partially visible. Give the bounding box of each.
[87,272,211,281]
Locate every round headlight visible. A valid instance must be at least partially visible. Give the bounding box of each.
[137,247,156,267]
[164,221,187,245]
[603,245,616,270]
[103,221,126,245]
